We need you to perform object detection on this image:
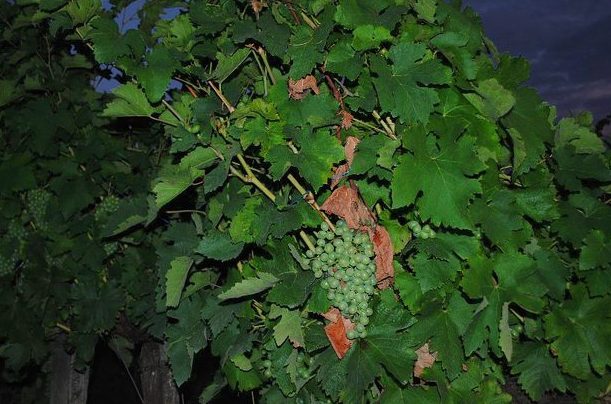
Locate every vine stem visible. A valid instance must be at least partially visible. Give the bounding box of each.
[208,81,235,113]
[235,154,277,202]
[299,231,316,251]
[286,174,335,232]
[162,100,186,125]
[352,117,387,135]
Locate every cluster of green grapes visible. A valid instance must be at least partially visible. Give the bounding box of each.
[94,195,120,222]
[26,189,51,230]
[103,242,119,256]
[7,220,28,242]
[407,220,436,239]
[0,255,17,277]
[304,220,376,339]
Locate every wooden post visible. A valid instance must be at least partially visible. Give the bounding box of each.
[49,338,89,404]
[138,342,180,404]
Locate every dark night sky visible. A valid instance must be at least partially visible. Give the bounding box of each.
[464,0,611,121]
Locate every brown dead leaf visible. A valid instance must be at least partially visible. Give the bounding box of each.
[323,308,354,359]
[369,225,394,288]
[414,343,437,378]
[251,0,267,17]
[330,136,360,188]
[340,110,353,129]
[288,75,320,100]
[321,184,375,231]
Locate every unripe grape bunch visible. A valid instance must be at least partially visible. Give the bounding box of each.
[407,220,436,239]
[303,220,377,339]
[94,195,120,222]
[26,189,51,230]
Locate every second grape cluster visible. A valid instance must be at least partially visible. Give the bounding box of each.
[304,220,377,339]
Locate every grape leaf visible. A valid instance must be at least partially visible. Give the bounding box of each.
[269,305,305,348]
[218,272,279,301]
[165,256,193,308]
[510,342,567,401]
[196,231,244,261]
[102,83,156,118]
[392,127,485,229]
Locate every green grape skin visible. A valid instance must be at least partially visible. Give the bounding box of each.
[315,246,323,255]
[263,360,272,368]
[356,324,365,332]
[312,259,322,270]
[306,250,314,258]
[347,330,358,339]
[359,330,367,338]
[407,220,419,230]
[264,369,273,378]
[321,222,329,231]
[321,279,330,289]
[328,252,337,261]
[316,238,326,247]
[324,243,334,253]
[420,231,430,239]
[348,305,357,314]
[314,271,323,278]
[369,278,377,286]
[422,224,432,233]
[325,232,334,240]
[332,238,343,247]
[359,316,369,325]
[339,302,348,311]
[327,291,336,300]
[329,278,340,288]
[320,252,329,262]
[412,223,422,233]
[365,308,373,316]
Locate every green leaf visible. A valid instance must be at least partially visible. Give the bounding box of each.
[544,288,611,379]
[196,231,244,261]
[579,230,610,271]
[352,25,392,51]
[218,272,278,301]
[391,127,485,229]
[102,83,156,118]
[268,305,304,347]
[86,18,131,63]
[209,48,250,83]
[165,256,193,308]
[464,79,515,121]
[136,47,180,102]
[510,342,567,401]
[498,302,512,362]
[371,42,451,124]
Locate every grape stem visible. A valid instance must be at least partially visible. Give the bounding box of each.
[299,230,316,251]
[286,174,335,232]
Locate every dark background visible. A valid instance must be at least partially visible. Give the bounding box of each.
[465,0,611,121]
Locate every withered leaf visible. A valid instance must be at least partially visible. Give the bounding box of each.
[414,343,437,378]
[323,308,354,359]
[288,75,320,100]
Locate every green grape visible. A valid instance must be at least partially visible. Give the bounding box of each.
[264,369,273,378]
[412,223,422,233]
[422,224,431,234]
[348,305,357,314]
[328,252,337,262]
[314,271,323,278]
[355,285,365,294]
[329,278,340,288]
[369,277,377,286]
[327,291,336,300]
[312,259,322,270]
[356,324,365,333]
[320,252,329,262]
[298,368,310,379]
[347,330,358,339]
[321,279,330,289]
[407,220,419,230]
[364,284,374,294]
[338,258,349,268]
[306,250,314,258]
[321,222,329,231]
[365,308,373,316]
[315,246,323,255]
[359,330,367,338]
[104,242,118,255]
[419,231,430,239]
[359,316,369,325]
[358,300,368,310]
[263,360,272,368]
[332,238,343,247]
[339,302,348,311]
[316,238,326,247]
[325,232,334,240]
[324,243,334,253]
[429,229,436,238]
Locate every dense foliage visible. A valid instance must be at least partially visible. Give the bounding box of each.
[1,0,610,402]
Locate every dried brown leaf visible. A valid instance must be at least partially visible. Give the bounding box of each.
[323,308,354,359]
[321,185,375,231]
[369,225,394,288]
[288,75,319,100]
[330,136,360,188]
[340,110,353,129]
[414,343,437,378]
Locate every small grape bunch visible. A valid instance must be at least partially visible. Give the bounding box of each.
[26,188,51,230]
[304,220,377,339]
[0,254,17,277]
[407,220,436,239]
[295,351,314,379]
[103,242,119,256]
[95,195,120,222]
[7,220,28,242]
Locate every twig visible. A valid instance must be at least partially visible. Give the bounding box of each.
[256,47,276,85]
[162,99,186,125]
[352,117,387,135]
[299,230,316,251]
[234,154,277,202]
[286,174,335,231]
[208,81,235,113]
[250,49,268,96]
